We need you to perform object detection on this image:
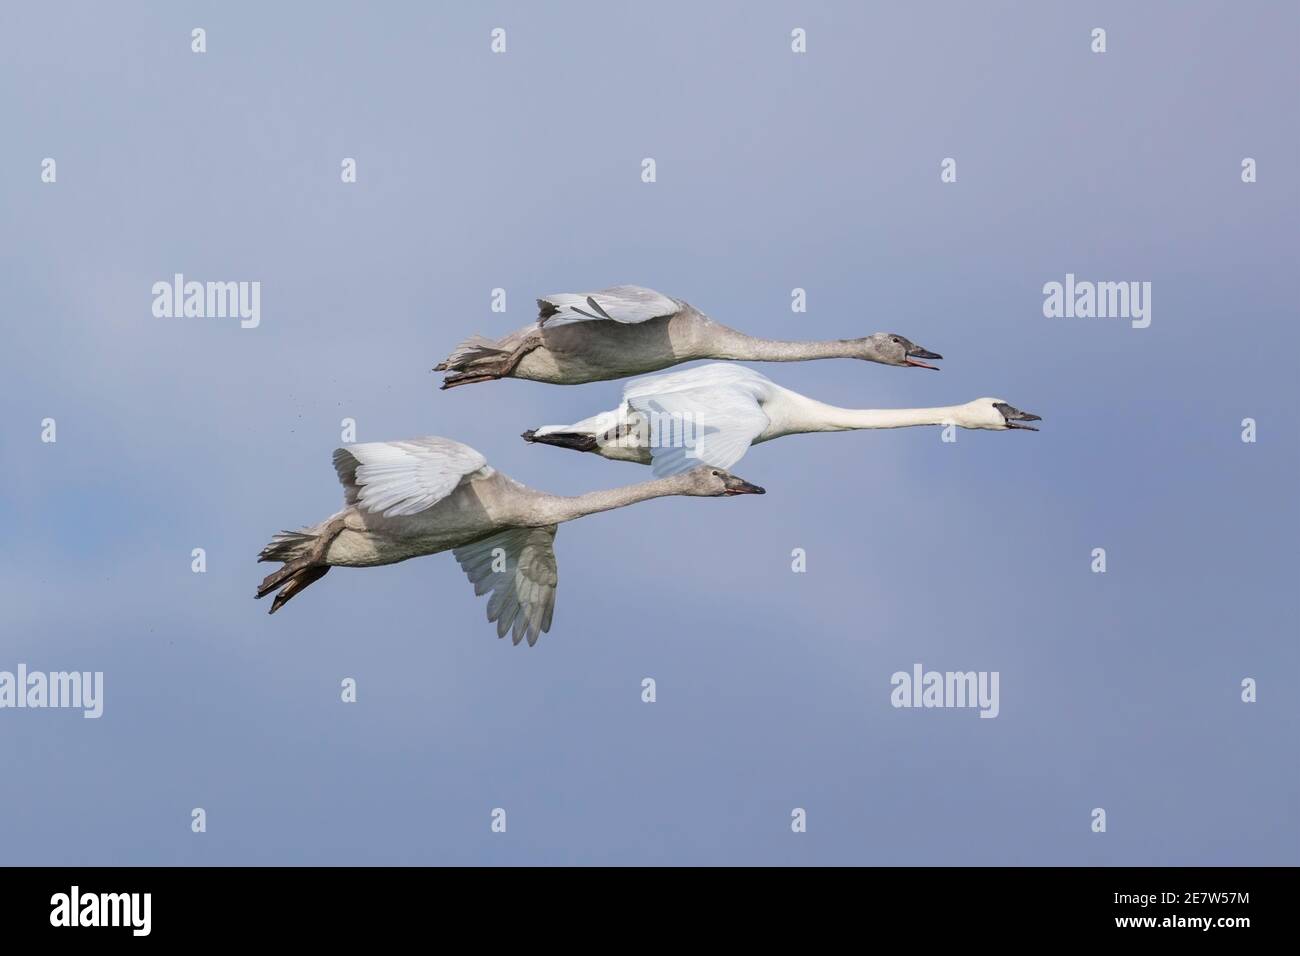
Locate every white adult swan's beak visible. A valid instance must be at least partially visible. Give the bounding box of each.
[994,403,1042,431]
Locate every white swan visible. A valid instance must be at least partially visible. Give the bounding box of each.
[255,436,765,644]
[435,285,942,388]
[522,364,1041,475]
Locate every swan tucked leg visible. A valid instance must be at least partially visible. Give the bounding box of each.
[438,332,543,389]
[255,514,346,613]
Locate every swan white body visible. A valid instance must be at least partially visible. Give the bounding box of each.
[435,285,942,388]
[256,436,765,644]
[524,364,1041,475]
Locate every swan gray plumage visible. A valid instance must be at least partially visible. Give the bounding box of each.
[435,285,941,388]
[255,435,765,645]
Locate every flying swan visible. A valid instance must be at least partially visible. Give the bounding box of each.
[255,436,765,645]
[521,364,1041,475]
[434,285,942,388]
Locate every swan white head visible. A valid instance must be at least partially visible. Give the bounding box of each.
[954,399,1043,431]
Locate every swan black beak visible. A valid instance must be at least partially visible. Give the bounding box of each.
[904,346,943,370]
[994,403,1042,431]
[722,475,766,496]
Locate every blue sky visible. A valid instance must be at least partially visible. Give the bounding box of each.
[1,1,1296,865]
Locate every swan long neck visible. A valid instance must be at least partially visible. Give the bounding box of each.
[533,474,693,525]
[779,394,959,434]
[705,326,862,362]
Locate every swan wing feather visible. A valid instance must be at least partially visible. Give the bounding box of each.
[626,384,768,476]
[332,437,488,517]
[453,526,559,647]
[622,363,773,402]
[537,285,681,327]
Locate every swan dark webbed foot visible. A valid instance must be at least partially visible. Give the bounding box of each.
[269,566,329,613]
[440,368,508,389]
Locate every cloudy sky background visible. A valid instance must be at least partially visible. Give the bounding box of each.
[1,1,1296,864]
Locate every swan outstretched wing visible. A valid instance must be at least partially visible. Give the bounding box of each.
[623,363,773,401]
[537,285,682,327]
[332,437,488,517]
[453,526,559,647]
[627,385,769,476]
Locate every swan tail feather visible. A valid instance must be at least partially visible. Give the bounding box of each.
[434,335,508,372]
[258,529,317,563]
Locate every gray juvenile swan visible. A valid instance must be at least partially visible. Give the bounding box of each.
[434,285,942,388]
[255,436,765,645]
[522,364,1041,475]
